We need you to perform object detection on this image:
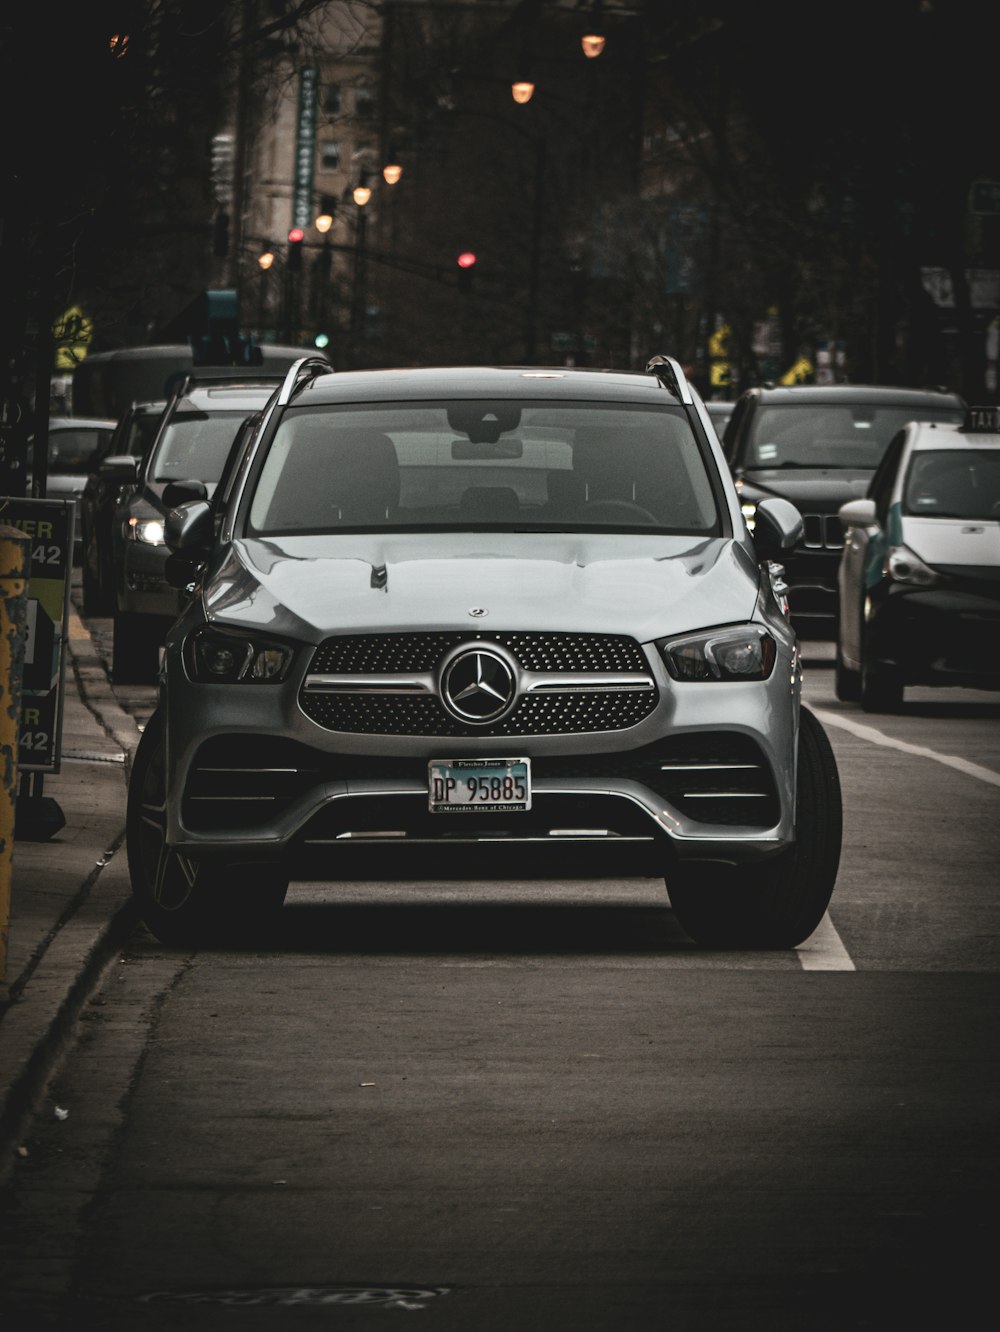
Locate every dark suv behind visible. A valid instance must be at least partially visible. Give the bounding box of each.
[109,369,285,682]
[722,384,966,636]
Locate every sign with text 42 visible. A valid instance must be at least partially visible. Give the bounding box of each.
[0,496,74,772]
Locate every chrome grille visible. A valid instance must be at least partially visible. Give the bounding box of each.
[309,632,648,674]
[299,688,657,737]
[300,632,657,736]
[801,513,844,550]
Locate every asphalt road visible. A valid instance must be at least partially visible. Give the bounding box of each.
[1,620,997,1330]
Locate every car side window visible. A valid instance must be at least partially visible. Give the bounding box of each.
[868,429,905,524]
[722,398,748,464]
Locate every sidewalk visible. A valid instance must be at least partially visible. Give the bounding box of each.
[0,603,144,1172]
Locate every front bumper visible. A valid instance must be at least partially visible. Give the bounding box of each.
[868,583,1000,689]
[157,626,802,876]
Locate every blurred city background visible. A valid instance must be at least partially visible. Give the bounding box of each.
[1,0,996,481]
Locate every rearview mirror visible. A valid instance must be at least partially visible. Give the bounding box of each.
[752,497,804,559]
[838,498,877,528]
[98,455,139,482]
[162,479,208,508]
[165,498,213,554]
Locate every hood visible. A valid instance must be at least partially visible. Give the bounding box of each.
[739,467,873,510]
[201,532,761,643]
[902,516,1000,570]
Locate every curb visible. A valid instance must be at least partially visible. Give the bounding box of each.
[0,610,145,1178]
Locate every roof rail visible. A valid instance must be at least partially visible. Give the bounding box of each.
[276,356,336,406]
[645,354,693,404]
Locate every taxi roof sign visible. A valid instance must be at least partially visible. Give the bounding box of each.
[962,405,1000,433]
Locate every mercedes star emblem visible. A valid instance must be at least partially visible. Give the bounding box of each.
[441,648,517,723]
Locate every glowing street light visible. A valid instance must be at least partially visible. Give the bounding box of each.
[511,80,535,105]
[581,1,606,58]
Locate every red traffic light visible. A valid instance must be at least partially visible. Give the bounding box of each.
[288,227,305,243]
[457,251,477,269]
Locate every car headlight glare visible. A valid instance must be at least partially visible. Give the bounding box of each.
[184,628,293,683]
[740,500,758,533]
[885,544,943,586]
[658,625,777,682]
[128,516,166,545]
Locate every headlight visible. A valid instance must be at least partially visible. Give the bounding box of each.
[128,516,166,545]
[658,625,777,682]
[183,626,294,684]
[885,544,943,586]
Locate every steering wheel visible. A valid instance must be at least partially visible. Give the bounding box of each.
[584,499,659,525]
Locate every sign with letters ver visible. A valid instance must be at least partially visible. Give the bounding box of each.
[0,496,74,773]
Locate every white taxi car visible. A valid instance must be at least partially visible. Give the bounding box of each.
[836,406,1000,710]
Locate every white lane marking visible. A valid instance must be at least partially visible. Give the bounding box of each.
[797,911,855,971]
[799,703,1000,972]
[812,707,1000,787]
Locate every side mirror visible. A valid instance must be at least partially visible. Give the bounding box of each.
[98,455,139,482]
[165,498,213,554]
[751,496,804,559]
[162,478,208,508]
[838,497,878,529]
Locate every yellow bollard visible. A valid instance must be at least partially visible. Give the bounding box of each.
[0,524,31,987]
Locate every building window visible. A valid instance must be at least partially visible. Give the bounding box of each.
[320,140,341,171]
[354,81,375,118]
[323,83,342,115]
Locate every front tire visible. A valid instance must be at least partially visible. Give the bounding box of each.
[666,706,842,949]
[834,644,861,703]
[127,712,288,946]
[860,635,904,713]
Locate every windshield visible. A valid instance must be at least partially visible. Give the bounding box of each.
[746,403,965,470]
[903,448,1000,520]
[247,401,720,535]
[150,411,252,486]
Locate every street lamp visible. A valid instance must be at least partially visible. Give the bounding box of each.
[257,243,275,332]
[581,0,606,57]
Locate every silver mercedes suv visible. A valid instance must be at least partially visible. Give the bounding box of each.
[127,357,842,949]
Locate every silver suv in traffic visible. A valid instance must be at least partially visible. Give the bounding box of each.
[127,357,842,950]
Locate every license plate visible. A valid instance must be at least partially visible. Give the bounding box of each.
[428,757,531,813]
